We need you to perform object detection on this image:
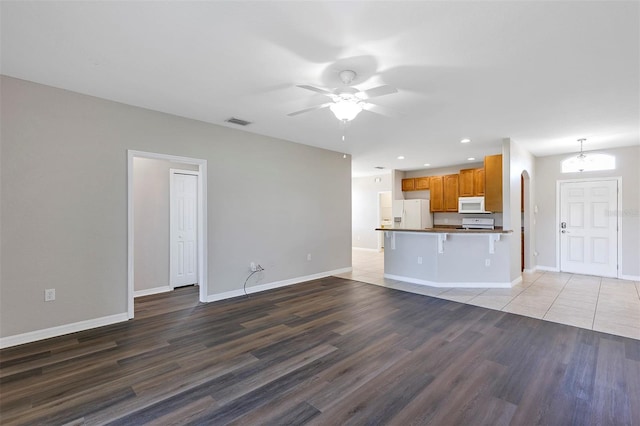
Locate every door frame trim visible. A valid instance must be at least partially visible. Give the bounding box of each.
[127,150,208,319]
[555,177,622,278]
[169,168,200,289]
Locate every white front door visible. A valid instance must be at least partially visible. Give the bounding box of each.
[559,179,618,277]
[170,171,198,287]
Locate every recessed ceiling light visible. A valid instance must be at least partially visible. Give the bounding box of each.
[460,138,471,143]
[467,157,476,161]
[397,156,405,160]
[423,163,431,167]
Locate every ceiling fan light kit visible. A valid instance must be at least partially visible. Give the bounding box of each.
[289,69,398,123]
[330,99,363,121]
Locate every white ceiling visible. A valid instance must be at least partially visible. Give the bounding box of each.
[2,1,638,176]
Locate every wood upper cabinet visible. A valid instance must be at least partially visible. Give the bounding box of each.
[484,154,503,212]
[402,178,415,191]
[474,168,485,196]
[415,176,430,190]
[402,176,430,191]
[443,174,459,212]
[460,168,485,197]
[459,169,475,197]
[429,175,444,212]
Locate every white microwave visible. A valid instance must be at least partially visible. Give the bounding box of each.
[458,196,490,214]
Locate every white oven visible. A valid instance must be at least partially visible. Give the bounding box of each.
[458,196,489,214]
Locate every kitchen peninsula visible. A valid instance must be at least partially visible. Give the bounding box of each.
[376,227,515,288]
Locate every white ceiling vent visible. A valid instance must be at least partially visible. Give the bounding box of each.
[225,117,252,126]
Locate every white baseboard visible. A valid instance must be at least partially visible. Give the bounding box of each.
[621,274,640,281]
[536,265,560,272]
[383,273,513,288]
[522,268,537,274]
[352,247,380,252]
[535,266,638,281]
[0,313,129,349]
[205,267,352,303]
[134,286,172,298]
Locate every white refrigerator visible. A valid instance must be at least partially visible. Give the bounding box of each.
[393,199,433,229]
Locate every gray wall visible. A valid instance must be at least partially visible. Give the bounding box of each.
[352,173,391,250]
[0,76,352,338]
[534,145,639,278]
[133,158,198,292]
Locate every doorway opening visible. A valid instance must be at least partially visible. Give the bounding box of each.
[378,191,392,251]
[520,171,530,272]
[127,150,208,319]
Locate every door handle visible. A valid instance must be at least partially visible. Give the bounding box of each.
[561,230,569,234]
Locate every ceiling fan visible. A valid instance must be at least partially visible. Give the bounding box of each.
[288,70,399,122]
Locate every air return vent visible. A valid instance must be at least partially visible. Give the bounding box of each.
[225,117,252,126]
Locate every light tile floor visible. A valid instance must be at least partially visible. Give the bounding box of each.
[335,249,640,340]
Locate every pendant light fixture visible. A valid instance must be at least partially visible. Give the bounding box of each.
[576,138,587,172]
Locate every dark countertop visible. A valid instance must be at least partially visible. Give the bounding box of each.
[375,226,512,234]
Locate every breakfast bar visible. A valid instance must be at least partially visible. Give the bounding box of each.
[376,227,515,288]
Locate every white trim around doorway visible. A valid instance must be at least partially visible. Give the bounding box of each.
[127,150,208,319]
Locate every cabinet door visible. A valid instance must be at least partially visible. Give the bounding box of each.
[402,178,415,191]
[459,169,475,197]
[443,174,459,212]
[429,176,444,212]
[484,154,503,212]
[415,176,430,190]
[474,168,485,196]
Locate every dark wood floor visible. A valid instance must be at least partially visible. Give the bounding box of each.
[1,277,639,425]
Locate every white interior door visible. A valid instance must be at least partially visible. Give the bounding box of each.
[559,180,618,277]
[171,171,198,287]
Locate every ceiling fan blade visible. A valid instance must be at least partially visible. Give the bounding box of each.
[287,102,333,117]
[362,103,402,118]
[357,85,398,100]
[296,85,334,96]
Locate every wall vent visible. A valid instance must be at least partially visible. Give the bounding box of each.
[225,117,252,126]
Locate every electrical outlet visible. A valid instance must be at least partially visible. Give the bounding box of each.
[250,262,257,272]
[485,259,491,267]
[45,288,56,302]
[417,256,423,265]
[307,253,312,261]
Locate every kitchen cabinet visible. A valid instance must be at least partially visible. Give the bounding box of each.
[474,168,485,196]
[460,168,485,197]
[401,178,415,191]
[443,174,459,212]
[430,174,458,212]
[402,177,430,191]
[484,154,503,212]
[459,169,475,197]
[415,176,430,190]
[429,176,444,211]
